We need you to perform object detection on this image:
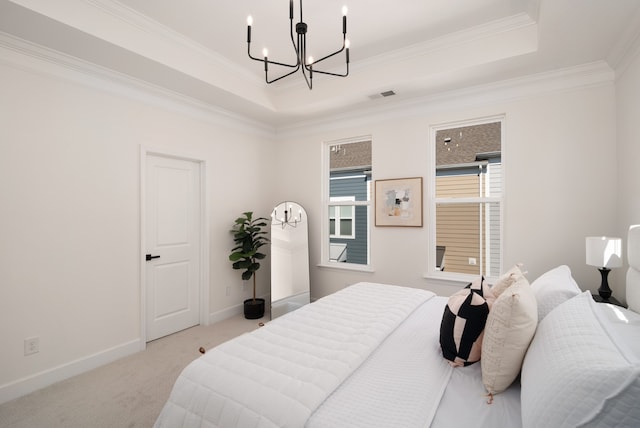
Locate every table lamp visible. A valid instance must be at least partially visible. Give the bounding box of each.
[586,236,623,300]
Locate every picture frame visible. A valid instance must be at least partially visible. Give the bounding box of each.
[375,177,423,227]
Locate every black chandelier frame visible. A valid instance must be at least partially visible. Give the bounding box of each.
[246,0,350,89]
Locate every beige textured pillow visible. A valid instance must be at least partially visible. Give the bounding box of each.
[490,263,525,297]
[481,275,537,395]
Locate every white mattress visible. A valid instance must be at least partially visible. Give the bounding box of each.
[154,283,435,428]
[155,284,523,428]
[309,296,523,428]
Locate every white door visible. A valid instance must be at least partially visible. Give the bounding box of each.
[145,154,201,341]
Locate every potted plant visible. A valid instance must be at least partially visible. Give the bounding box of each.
[229,211,270,319]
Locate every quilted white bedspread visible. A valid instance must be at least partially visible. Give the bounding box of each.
[154,282,435,428]
[307,296,454,427]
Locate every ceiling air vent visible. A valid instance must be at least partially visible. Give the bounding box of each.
[368,90,396,100]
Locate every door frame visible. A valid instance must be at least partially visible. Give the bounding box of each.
[139,146,209,349]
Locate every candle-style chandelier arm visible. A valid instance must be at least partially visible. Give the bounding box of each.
[247,49,300,70]
[247,32,299,69]
[303,37,350,77]
[246,0,350,90]
[267,65,302,85]
[247,6,303,85]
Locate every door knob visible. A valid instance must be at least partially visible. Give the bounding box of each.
[146,254,160,261]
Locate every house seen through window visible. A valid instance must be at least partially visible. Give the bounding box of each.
[329,197,355,239]
[432,119,503,279]
[325,140,372,266]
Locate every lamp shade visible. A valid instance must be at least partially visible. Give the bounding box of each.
[586,236,623,268]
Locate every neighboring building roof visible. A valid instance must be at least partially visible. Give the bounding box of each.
[436,122,501,166]
[327,126,499,171]
[330,140,372,171]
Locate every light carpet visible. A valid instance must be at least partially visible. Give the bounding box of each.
[0,313,267,428]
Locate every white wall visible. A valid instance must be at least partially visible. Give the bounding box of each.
[0,58,276,402]
[616,48,640,299]
[1,38,636,405]
[276,80,619,301]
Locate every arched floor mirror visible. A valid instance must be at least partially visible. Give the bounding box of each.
[270,201,310,319]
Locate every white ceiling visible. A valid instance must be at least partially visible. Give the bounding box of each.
[1,0,639,129]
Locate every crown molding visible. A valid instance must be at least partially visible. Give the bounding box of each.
[0,25,617,142]
[0,31,276,138]
[608,6,640,79]
[83,0,262,87]
[365,13,536,68]
[277,61,615,138]
[274,12,537,93]
[5,0,273,111]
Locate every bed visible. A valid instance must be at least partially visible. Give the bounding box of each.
[155,225,640,428]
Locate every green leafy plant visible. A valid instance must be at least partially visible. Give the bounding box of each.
[229,211,269,302]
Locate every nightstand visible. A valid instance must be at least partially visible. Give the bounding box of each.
[592,294,626,308]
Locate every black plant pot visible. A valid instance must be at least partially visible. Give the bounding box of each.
[243,298,265,319]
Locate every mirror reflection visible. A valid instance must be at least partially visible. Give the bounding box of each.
[270,201,310,319]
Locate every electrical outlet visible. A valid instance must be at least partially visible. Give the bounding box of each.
[468,258,477,266]
[24,337,39,356]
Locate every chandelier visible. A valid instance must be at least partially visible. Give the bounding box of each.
[271,203,303,229]
[246,0,350,90]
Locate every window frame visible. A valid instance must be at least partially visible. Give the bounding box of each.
[329,196,356,239]
[427,116,505,283]
[320,136,373,272]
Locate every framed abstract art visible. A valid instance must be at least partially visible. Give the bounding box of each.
[374,177,423,227]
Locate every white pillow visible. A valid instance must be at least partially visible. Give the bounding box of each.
[530,265,581,321]
[481,275,537,395]
[521,292,640,428]
[627,224,640,313]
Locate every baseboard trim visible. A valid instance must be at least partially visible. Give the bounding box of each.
[0,339,142,405]
[208,303,244,324]
[1,297,273,405]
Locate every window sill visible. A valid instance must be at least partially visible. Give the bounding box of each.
[318,262,375,273]
[423,272,475,287]
[424,272,500,286]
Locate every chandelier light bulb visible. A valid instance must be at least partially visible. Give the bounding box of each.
[345,39,350,48]
[247,15,253,26]
[262,48,268,57]
[308,56,314,64]
[342,5,348,16]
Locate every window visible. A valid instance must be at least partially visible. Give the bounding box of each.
[322,138,372,269]
[329,197,355,238]
[429,118,503,281]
